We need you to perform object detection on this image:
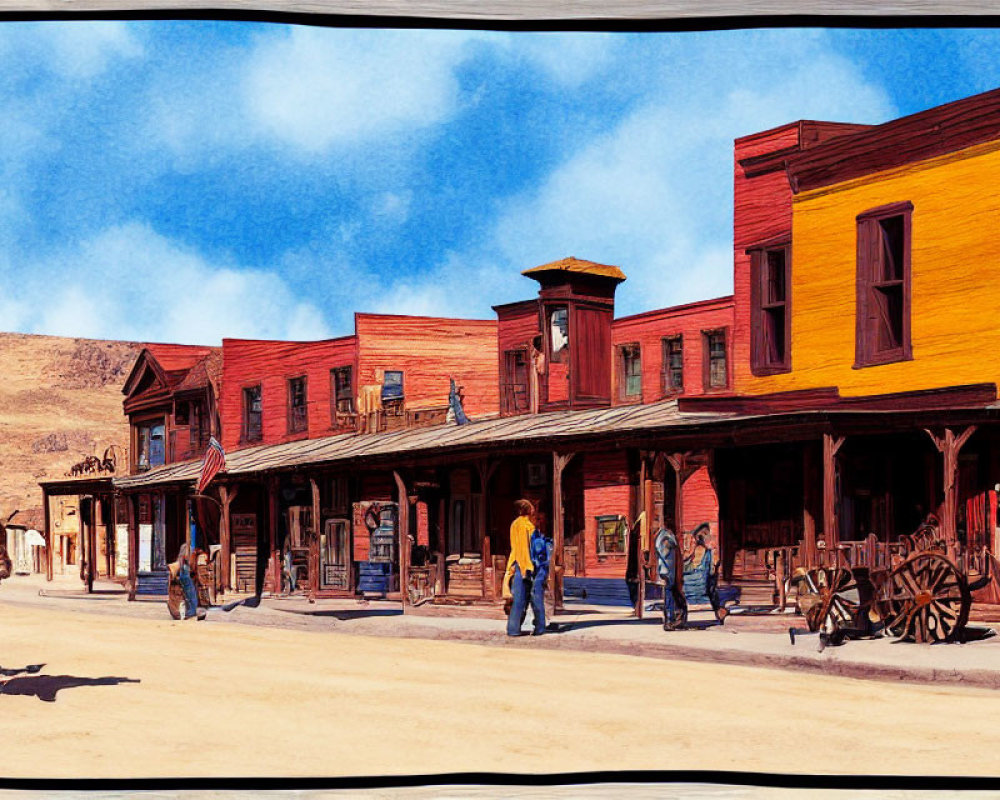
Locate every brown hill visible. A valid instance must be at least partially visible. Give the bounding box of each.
[0,332,141,527]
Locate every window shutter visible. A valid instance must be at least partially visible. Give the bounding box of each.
[856,217,877,365]
[750,250,765,371]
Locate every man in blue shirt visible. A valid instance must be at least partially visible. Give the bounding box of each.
[523,529,552,635]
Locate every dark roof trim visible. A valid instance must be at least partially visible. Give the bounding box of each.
[678,383,998,414]
[787,87,1000,194]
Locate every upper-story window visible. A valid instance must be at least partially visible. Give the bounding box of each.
[662,335,683,395]
[856,202,913,368]
[750,243,791,375]
[382,370,405,417]
[136,420,165,471]
[703,328,729,391]
[243,385,262,443]
[288,376,308,433]
[548,306,569,363]
[501,348,530,414]
[174,401,189,426]
[618,344,642,400]
[331,367,355,415]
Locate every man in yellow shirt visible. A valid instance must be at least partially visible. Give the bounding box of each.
[505,499,536,637]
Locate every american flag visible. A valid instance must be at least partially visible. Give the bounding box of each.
[197,436,226,493]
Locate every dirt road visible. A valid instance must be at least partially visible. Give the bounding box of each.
[2,600,1000,779]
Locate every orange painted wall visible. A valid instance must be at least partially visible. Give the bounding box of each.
[611,298,734,404]
[355,314,499,416]
[740,139,1000,398]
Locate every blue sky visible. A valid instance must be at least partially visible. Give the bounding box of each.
[1,23,999,345]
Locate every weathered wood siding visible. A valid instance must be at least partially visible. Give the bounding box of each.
[582,451,631,578]
[744,139,1000,398]
[496,300,540,355]
[682,466,718,539]
[220,336,357,451]
[611,298,734,403]
[355,314,499,415]
[732,124,800,395]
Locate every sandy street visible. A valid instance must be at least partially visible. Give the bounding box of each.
[2,599,1000,780]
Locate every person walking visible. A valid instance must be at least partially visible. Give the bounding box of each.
[526,526,553,635]
[503,499,536,637]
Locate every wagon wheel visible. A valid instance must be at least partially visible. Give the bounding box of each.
[880,552,971,643]
[800,567,861,635]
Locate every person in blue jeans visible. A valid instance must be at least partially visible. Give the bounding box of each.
[523,529,553,635]
[505,499,536,637]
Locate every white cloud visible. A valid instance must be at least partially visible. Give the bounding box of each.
[5,223,330,344]
[242,28,474,153]
[375,32,897,318]
[0,22,142,81]
[494,32,619,87]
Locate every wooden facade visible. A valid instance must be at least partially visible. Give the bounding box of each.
[611,297,735,404]
[220,335,358,451]
[92,86,1000,616]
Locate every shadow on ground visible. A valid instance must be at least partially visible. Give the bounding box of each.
[275,608,404,621]
[0,670,139,702]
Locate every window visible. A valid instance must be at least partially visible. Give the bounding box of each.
[856,202,912,367]
[703,329,729,390]
[618,343,642,400]
[750,243,791,374]
[596,515,627,556]
[174,401,189,426]
[382,370,404,417]
[548,306,569,363]
[331,367,355,415]
[288,376,308,433]
[501,349,529,414]
[189,401,206,449]
[136,421,165,470]
[243,385,262,442]
[662,336,684,395]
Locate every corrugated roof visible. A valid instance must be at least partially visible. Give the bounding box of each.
[522,257,627,282]
[114,399,733,490]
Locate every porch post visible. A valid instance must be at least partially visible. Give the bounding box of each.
[218,484,238,593]
[267,477,279,595]
[666,453,687,598]
[802,442,818,566]
[43,487,53,582]
[393,471,410,608]
[822,434,846,563]
[925,425,977,552]
[475,458,500,602]
[310,478,321,602]
[126,493,137,601]
[552,450,575,614]
[635,452,652,620]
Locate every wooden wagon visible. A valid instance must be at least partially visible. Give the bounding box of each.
[792,521,996,646]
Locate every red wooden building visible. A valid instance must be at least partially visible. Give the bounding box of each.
[97,87,1000,619]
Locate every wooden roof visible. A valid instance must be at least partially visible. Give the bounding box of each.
[787,87,1000,194]
[114,399,733,489]
[521,257,627,283]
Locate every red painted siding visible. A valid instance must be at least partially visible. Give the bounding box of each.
[496,300,540,355]
[733,125,800,397]
[611,298,735,403]
[683,467,719,539]
[582,451,632,578]
[355,314,499,417]
[220,336,357,452]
